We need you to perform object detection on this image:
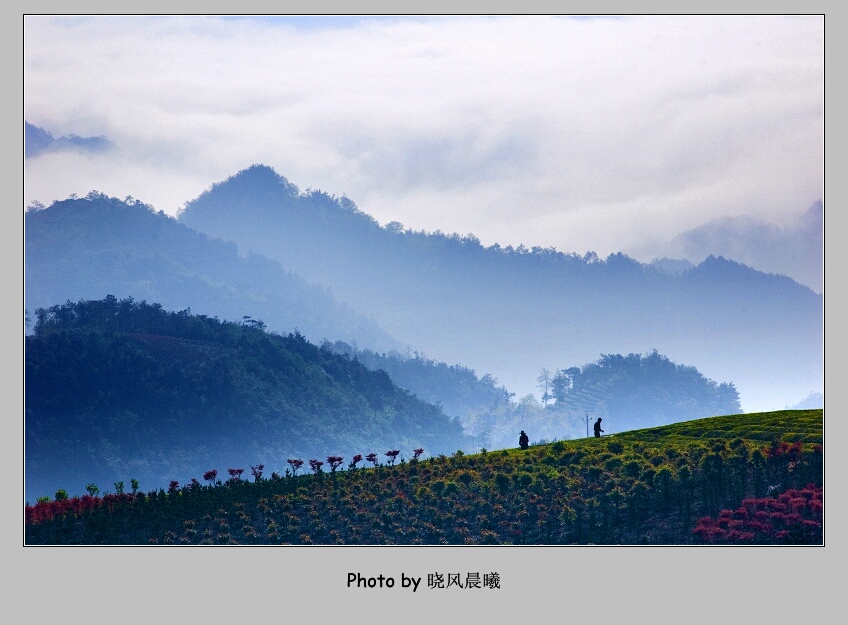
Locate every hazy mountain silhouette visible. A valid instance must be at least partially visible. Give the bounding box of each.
[787,391,824,410]
[25,121,115,158]
[25,192,396,351]
[648,257,695,276]
[325,341,743,449]
[178,164,823,412]
[663,200,823,293]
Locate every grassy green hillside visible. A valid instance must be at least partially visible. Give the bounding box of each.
[25,409,823,545]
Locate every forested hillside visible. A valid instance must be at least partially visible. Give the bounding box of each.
[25,192,395,351]
[25,297,470,500]
[178,164,822,412]
[324,342,741,448]
[324,341,513,423]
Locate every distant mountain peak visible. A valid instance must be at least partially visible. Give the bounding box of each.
[25,121,115,158]
[214,163,298,194]
[229,163,283,181]
[665,201,823,293]
[176,163,302,221]
[178,163,380,233]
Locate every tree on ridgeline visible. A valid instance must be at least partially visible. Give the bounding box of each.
[537,368,553,407]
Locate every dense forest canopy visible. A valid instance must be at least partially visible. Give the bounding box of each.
[550,351,741,432]
[25,297,470,500]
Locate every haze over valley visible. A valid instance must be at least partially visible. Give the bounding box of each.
[23,15,823,500]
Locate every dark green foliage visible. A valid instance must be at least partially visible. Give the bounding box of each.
[607,441,624,454]
[604,457,622,471]
[623,460,642,478]
[25,410,822,545]
[494,472,511,492]
[25,297,471,499]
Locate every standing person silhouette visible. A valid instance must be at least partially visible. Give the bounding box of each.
[594,418,604,438]
[519,430,529,449]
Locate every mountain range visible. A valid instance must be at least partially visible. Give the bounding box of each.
[24,121,115,159]
[24,164,824,496]
[25,191,395,351]
[662,201,823,294]
[177,165,823,412]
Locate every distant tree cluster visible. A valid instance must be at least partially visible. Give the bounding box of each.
[550,351,742,431]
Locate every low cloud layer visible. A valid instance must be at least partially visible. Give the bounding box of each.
[24,15,823,283]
